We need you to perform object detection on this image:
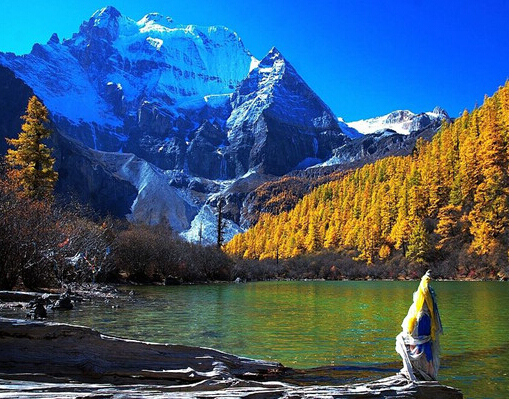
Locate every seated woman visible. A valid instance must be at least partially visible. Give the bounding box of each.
[396,270,443,381]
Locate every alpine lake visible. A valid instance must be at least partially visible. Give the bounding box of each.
[3,280,508,398]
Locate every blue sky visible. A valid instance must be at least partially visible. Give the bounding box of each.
[1,0,508,121]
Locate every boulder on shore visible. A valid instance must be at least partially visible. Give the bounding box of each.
[25,298,47,319]
[51,290,74,310]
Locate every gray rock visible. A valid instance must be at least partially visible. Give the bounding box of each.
[26,299,47,319]
[52,291,73,310]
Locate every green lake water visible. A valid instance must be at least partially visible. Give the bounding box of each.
[3,280,509,398]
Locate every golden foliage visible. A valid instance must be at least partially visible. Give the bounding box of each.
[226,82,509,265]
[5,96,58,199]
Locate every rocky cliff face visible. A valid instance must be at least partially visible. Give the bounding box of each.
[0,66,34,154]
[224,48,347,176]
[0,64,193,225]
[53,133,138,219]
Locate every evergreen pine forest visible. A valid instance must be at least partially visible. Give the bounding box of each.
[225,82,509,279]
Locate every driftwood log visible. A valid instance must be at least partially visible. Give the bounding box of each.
[0,318,463,398]
[0,290,61,302]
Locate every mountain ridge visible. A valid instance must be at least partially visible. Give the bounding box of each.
[346,107,449,136]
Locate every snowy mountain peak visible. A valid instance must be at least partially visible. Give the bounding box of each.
[227,48,291,133]
[91,6,122,23]
[258,46,286,68]
[347,108,450,135]
[432,106,449,118]
[0,6,254,127]
[137,12,174,29]
[225,46,346,175]
[385,110,415,124]
[78,5,124,42]
[90,6,122,29]
[267,46,283,58]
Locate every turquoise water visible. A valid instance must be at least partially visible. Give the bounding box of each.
[4,281,509,398]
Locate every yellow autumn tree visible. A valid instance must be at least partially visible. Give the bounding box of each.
[5,96,58,199]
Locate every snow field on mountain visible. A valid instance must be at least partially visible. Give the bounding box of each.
[347,109,446,135]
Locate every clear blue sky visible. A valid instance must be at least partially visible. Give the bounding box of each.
[1,0,508,121]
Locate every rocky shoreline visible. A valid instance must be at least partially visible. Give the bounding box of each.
[0,285,120,316]
[0,317,463,398]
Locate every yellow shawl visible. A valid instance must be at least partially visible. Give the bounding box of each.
[406,273,437,340]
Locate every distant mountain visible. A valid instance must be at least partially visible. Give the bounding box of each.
[316,107,451,168]
[346,107,450,135]
[0,6,448,243]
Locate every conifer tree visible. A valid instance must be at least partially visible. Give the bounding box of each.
[469,95,509,254]
[324,218,340,249]
[391,179,411,255]
[305,214,321,252]
[5,96,58,199]
[407,220,430,262]
[436,205,462,248]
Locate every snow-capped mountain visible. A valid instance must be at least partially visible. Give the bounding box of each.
[0,7,347,177]
[346,107,450,135]
[319,107,450,169]
[224,47,347,175]
[0,6,351,242]
[2,6,254,121]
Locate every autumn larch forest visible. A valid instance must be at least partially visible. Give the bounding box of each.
[226,82,509,280]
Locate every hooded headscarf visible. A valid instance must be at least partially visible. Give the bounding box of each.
[405,270,439,340]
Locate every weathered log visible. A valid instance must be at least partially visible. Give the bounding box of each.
[0,318,283,384]
[0,375,465,398]
[0,318,463,398]
[0,291,59,302]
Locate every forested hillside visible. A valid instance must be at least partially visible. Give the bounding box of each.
[226,82,509,279]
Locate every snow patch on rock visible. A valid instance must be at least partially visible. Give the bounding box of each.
[181,205,243,245]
